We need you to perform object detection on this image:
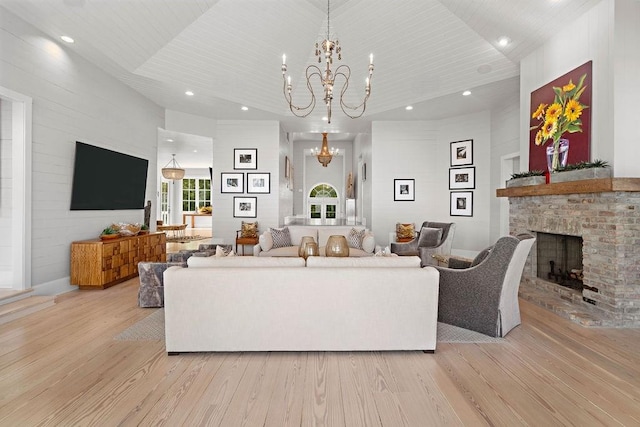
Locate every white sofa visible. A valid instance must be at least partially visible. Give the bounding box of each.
[163,265,440,353]
[254,225,375,257]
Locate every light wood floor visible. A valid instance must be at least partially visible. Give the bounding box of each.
[1,279,640,426]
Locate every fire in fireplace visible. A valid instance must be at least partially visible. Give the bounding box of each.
[536,232,585,291]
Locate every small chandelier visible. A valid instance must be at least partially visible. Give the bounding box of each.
[312,132,338,167]
[161,154,185,180]
[281,0,373,124]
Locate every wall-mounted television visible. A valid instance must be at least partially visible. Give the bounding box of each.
[70,141,149,210]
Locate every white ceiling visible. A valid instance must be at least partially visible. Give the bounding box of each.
[1,0,602,167]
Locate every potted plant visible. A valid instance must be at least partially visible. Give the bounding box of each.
[506,170,546,188]
[550,159,611,183]
[139,224,150,234]
[100,226,119,240]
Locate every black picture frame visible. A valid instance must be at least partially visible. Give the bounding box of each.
[233,196,257,218]
[234,148,258,170]
[450,191,473,217]
[449,166,476,190]
[450,139,473,167]
[247,172,270,194]
[394,179,415,201]
[221,172,244,193]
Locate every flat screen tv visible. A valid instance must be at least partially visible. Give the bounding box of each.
[70,141,149,210]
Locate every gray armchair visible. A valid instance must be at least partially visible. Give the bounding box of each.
[434,234,535,337]
[390,221,455,266]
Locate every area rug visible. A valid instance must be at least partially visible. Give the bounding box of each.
[165,235,208,244]
[115,309,505,344]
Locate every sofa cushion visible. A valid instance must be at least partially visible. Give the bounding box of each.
[318,226,365,248]
[240,221,258,238]
[417,226,443,248]
[271,227,292,248]
[256,246,299,257]
[396,223,415,242]
[259,231,273,251]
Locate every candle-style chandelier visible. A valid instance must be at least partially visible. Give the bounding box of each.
[281,0,373,124]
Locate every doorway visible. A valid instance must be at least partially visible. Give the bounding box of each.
[307,183,339,220]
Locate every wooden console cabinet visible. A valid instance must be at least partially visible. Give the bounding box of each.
[71,232,166,289]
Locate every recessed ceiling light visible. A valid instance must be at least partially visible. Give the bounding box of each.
[60,35,74,43]
[405,106,413,111]
[241,106,248,111]
[193,150,198,153]
[462,90,472,96]
[185,91,194,96]
[166,139,174,142]
[322,116,328,121]
[498,36,511,47]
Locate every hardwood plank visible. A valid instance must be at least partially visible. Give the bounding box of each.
[263,352,307,427]
[1,281,640,425]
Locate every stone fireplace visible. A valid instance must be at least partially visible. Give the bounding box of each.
[498,178,640,327]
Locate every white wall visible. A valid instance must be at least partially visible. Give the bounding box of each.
[278,126,293,223]
[490,99,520,241]
[212,120,281,246]
[520,0,640,177]
[0,98,11,278]
[370,113,492,253]
[0,8,164,292]
[354,132,372,226]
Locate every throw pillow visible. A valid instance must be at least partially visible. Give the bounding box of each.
[270,227,292,248]
[240,221,258,238]
[417,227,443,248]
[470,247,492,267]
[396,223,415,242]
[347,228,366,249]
[362,232,376,253]
[214,245,228,257]
[259,232,273,252]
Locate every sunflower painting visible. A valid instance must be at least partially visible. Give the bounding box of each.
[529,61,592,172]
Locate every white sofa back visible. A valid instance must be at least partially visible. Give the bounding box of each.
[164,266,440,352]
[306,256,421,268]
[187,256,305,268]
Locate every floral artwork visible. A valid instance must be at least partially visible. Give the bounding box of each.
[529,61,592,172]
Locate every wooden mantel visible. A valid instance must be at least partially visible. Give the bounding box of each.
[496,178,640,197]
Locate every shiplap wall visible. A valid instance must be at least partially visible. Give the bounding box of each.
[371,112,492,253]
[0,9,163,291]
[0,98,11,275]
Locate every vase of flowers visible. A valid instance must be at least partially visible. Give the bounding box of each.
[531,74,589,172]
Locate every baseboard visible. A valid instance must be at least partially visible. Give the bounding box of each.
[32,277,77,296]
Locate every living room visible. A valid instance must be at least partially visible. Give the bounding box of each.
[1,0,640,424]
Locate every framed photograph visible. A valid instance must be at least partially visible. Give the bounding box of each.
[450,191,473,217]
[247,172,270,194]
[233,197,257,218]
[449,167,475,190]
[450,139,473,167]
[285,156,290,178]
[394,179,415,201]
[234,148,257,170]
[221,172,244,193]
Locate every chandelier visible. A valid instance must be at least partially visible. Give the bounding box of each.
[281,0,373,124]
[161,154,185,180]
[312,132,338,167]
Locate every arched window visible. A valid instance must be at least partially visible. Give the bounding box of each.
[308,183,339,219]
